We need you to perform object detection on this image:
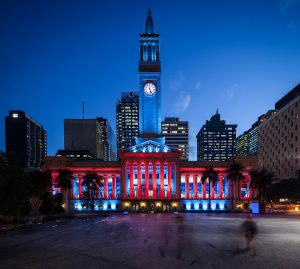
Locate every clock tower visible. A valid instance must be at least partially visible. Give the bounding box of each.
[138,10,161,135]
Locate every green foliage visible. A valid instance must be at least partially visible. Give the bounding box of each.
[40,192,64,215]
[250,168,272,202]
[0,152,31,216]
[202,166,219,211]
[81,171,103,210]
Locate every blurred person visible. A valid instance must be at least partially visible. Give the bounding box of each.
[241,213,258,252]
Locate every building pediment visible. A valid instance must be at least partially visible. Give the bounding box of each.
[126,140,174,153]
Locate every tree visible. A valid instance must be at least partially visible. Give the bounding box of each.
[227,162,245,210]
[82,171,102,210]
[28,170,53,216]
[202,166,219,211]
[250,168,272,203]
[56,169,73,213]
[0,152,31,218]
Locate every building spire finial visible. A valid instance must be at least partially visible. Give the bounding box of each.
[145,9,154,34]
[216,108,219,115]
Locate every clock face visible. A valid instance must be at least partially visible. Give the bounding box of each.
[144,82,156,96]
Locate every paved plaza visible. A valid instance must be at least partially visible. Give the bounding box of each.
[0,213,300,269]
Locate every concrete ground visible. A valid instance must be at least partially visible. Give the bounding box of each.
[0,213,300,269]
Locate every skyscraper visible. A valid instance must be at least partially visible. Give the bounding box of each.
[138,10,161,136]
[64,119,103,159]
[97,117,117,161]
[5,110,47,168]
[161,117,189,160]
[259,84,300,181]
[64,118,117,161]
[236,130,249,156]
[116,92,139,152]
[196,110,237,161]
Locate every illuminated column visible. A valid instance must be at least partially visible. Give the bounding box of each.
[112,175,116,199]
[153,163,157,198]
[211,181,215,199]
[160,162,164,198]
[138,163,142,198]
[202,178,206,199]
[104,175,108,199]
[193,175,198,199]
[145,162,149,199]
[130,162,134,198]
[185,175,190,199]
[219,174,223,199]
[168,163,172,198]
[79,175,83,199]
[248,174,253,200]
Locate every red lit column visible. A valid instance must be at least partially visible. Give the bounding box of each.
[219,174,223,199]
[79,175,82,199]
[130,162,134,198]
[145,162,149,199]
[168,163,172,198]
[104,175,108,199]
[193,175,198,199]
[248,174,253,200]
[112,175,116,199]
[185,175,190,199]
[153,163,157,198]
[138,163,142,198]
[202,177,206,199]
[160,162,164,198]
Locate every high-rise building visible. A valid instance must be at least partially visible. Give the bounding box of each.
[138,10,161,136]
[116,92,139,152]
[161,117,189,160]
[64,118,117,161]
[259,84,300,181]
[5,110,47,168]
[97,117,117,161]
[237,131,249,156]
[64,119,103,159]
[196,110,237,161]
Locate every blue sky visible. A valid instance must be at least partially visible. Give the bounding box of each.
[1,0,300,160]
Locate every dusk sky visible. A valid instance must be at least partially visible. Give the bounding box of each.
[1,0,300,160]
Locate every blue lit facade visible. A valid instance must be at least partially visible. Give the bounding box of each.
[138,10,161,135]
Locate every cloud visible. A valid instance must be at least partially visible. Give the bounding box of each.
[227,83,239,99]
[173,92,191,113]
[195,81,202,90]
[279,0,299,13]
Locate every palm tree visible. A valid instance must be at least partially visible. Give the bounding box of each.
[227,162,244,210]
[82,171,102,210]
[202,166,219,211]
[56,169,73,213]
[250,168,272,203]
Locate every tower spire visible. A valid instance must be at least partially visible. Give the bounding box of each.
[145,9,154,34]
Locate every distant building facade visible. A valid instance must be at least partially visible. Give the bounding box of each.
[56,150,94,159]
[5,110,47,168]
[197,111,237,161]
[64,118,116,161]
[116,92,139,152]
[259,84,300,181]
[64,119,103,159]
[161,117,189,160]
[237,131,249,156]
[97,117,117,161]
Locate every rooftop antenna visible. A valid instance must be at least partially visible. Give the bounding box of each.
[82,100,85,119]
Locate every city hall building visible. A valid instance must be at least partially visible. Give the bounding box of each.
[44,10,257,212]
